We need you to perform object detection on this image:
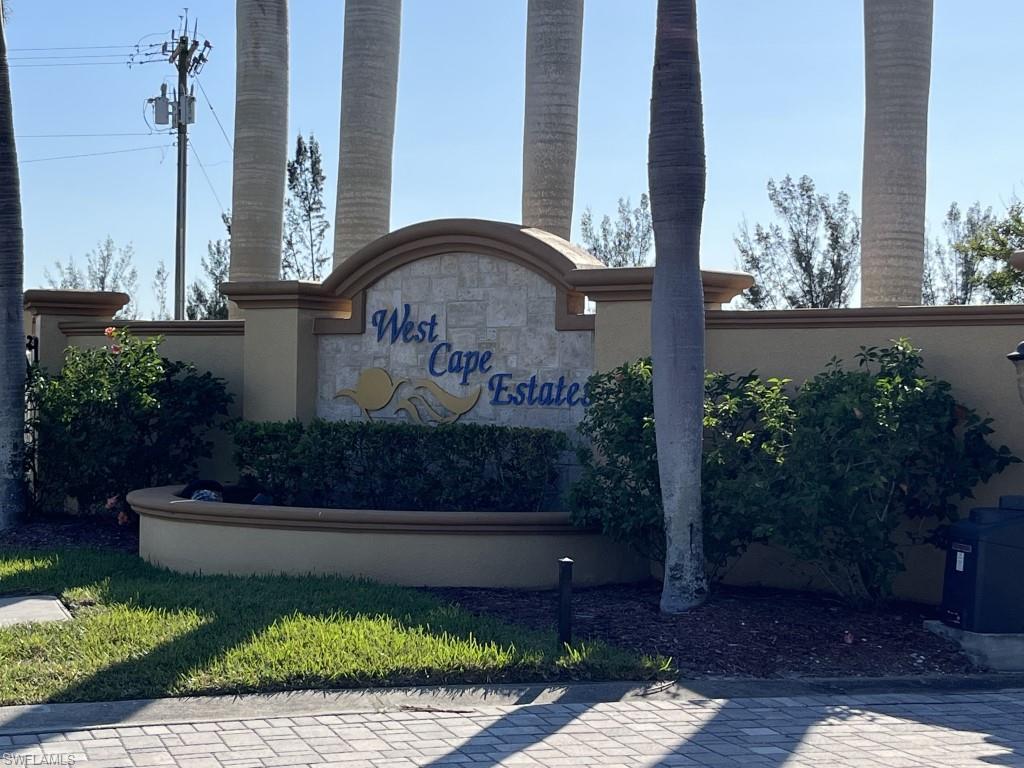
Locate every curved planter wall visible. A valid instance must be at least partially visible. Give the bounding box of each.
[127,486,650,588]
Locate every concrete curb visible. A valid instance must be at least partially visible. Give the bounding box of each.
[3,674,1024,736]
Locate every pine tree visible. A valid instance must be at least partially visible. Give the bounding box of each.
[46,237,139,318]
[282,133,330,281]
[580,194,653,267]
[151,261,170,320]
[187,214,231,320]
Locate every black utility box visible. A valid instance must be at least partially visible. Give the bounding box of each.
[941,496,1024,633]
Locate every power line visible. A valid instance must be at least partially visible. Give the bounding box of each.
[194,76,232,151]
[9,47,166,69]
[18,132,161,139]
[10,58,166,69]
[9,44,140,51]
[20,144,173,164]
[188,138,227,216]
[10,53,146,61]
[10,61,133,68]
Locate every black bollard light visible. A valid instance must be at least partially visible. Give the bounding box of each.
[558,557,573,646]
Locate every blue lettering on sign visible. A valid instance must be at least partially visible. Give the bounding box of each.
[428,341,451,376]
[372,304,439,344]
[372,304,587,408]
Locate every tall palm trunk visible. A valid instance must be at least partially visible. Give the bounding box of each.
[860,0,933,306]
[649,0,707,613]
[230,0,289,283]
[0,12,24,529]
[333,0,401,266]
[521,0,584,240]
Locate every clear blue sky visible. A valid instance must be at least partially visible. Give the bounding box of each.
[9,1,1024,315]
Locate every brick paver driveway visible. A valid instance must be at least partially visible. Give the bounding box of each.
[2,688,1023,767]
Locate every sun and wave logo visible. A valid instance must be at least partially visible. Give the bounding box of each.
[335,368,481,425]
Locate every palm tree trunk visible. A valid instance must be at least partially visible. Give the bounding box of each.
[333,0,401,266]
[860,0,933,307]
[230,0,289,283]
[522,0,584,240]
[649,0,708,613]
[0,12,24,529]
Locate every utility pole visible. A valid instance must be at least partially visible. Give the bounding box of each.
[172,34,190,321]
[148,13,212,319]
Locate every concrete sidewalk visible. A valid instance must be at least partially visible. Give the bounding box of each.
[2,678,1024,766]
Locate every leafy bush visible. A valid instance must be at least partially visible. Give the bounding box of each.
[27,327,232,516]
[569,359,793,575]
[779,340,1016,602]
[702,370,794,575]
[233,419,569,512]
[570,341,1017,602]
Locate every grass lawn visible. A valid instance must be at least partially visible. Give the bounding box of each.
[0,549,671,705]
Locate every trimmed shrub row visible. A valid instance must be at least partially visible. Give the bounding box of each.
[232,419,569,512]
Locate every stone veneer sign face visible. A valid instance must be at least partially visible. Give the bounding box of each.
[317,252,594,431]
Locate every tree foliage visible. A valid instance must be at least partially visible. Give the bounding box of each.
[923,202,995,305]
[282,133,330,281]
[570,360,792,578]
[923,200,1024,305]
[736,175,860,309]
[570,341,1017,604]
[579,194,653,267]
[186,214,231,321]
[26,327,232,517]
[781,342,1015,601]
[46,237,139,318]
[981,201,1024,302]
[151,261,170,320]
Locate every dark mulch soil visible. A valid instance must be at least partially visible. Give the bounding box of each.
[0,521,973,679]
[428,582,976,678]
[0,516,139,554]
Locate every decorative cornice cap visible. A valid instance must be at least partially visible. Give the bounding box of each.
[220,280,350,311]
[320,218,606,298]
[23,289,129,318]
[708,304,1024,329]
[568,267,753,305]
[60,320,245,337]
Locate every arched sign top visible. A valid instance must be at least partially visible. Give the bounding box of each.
[321,218,606,299]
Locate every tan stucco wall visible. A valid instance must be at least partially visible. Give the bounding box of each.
[27,281,1024,599]
[139,513,650,588]
[593,301,1024,603]
[594,301,653,372]
[241,307,319,422]
[67,331,243,390]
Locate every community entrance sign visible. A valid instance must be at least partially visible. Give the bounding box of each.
[317,244,596,431]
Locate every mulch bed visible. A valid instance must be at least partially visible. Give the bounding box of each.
[0,521,973,678]
[0,516,139,554]
[428,582,976,678]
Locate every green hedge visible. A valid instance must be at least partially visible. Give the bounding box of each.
[570,340,1018,603]
[27,327,232,516]
[233,420,569,512]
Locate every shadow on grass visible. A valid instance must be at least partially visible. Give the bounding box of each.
[1,551,1022,767]
[0,546,656,729]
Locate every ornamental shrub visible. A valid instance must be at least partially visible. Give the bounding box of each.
[569,358,793,575]
[569,340,1017,603]
[779,340,1017,602]
[232,419,569,512]
[27,327,233,516]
